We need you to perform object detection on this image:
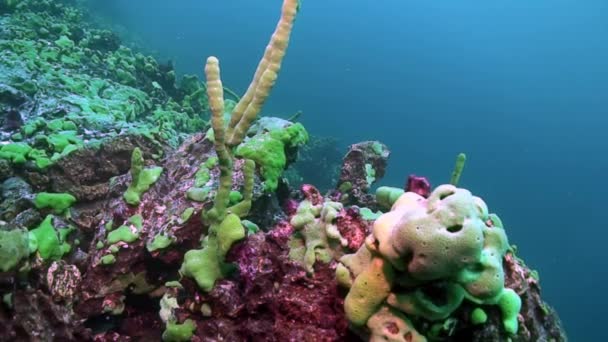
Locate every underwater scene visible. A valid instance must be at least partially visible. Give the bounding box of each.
[1,0,606,340]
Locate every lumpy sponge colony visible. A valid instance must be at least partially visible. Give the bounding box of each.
[337,184,522,341]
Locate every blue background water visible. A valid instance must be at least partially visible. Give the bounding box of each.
[93,0,608,339]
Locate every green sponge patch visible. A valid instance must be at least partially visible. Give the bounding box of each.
[375,186,405,210]
[123,148,163,206]
[186,187,210,202]
[180,243,222,292]
[54,35,74,50]
[28,215,74,261]
[471,307,488,325]
[344,257,394,326]
[0,142,32,164]
[180,207,195,223]
[101,254,116,265]
[46,131,83,153]
[235,122,308,192]
[162,319,196,342]
[0,229,29,272]
[128,214,144,230]
[107,225,139,244]
[34,192,77,214]
[498,288,522,334]
[180,213,245,292]
[147,234,173,252]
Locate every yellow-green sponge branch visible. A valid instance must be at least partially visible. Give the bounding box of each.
[228,158,255,218]
[203,56,233,224]
[449,152,467,186]
[181,0,300,294]
[123,148,163,206]
[226,0,300,146]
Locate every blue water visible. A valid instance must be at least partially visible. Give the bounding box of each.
[93,0,608,340]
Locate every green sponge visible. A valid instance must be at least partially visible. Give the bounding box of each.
[470,307,488,325]
[344,257,394,326]
[498,288,522,334]
[34,192,76,214]
[0,142,32,164]
[0,229,29,272]
[162,319,196,342]
[449,152,467,186]
[123,147,163,205]
[375,186,404,210]
[180,213,245,292]
[28,215,74,261]
[235,123,308,192]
